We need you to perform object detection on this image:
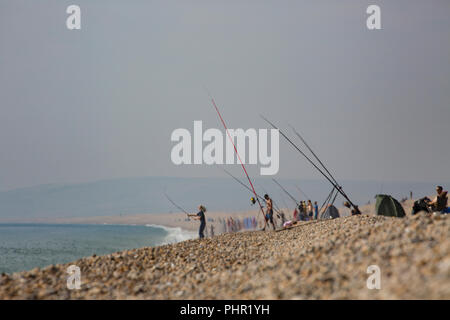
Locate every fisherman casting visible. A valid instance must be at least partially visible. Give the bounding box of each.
[187,205,207,239]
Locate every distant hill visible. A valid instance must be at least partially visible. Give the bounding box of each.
[0,176,445,222]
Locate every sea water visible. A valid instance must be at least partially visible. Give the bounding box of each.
[0,223,195,274]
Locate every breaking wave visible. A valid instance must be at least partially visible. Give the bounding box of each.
[145,224,197,245]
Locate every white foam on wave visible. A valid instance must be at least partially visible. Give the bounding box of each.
[145,224,197,245]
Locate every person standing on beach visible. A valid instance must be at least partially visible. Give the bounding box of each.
[293,207,299,221]
[187,205,207,239]
[298,201,306,221]
[263,194,276,230]
[303,201,308,218]
[278,211,287,224]
[297,202,303,220]
[314,201,319,220]
[307,200,313,219]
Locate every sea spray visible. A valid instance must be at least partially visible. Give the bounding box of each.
[145,224,197,244]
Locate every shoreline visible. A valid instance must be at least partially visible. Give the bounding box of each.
[0,198,417,232]
[0,213,448,299]
[0,223,197,276]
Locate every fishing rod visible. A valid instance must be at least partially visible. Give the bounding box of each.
[279,191,290,210]
[211,97,268,228]
[295,185,309,200]
[223,169,282,214]
[330,188,339,206]
[290,128,344,207]
[272,178,299,207]
[290,125,361,214]
[164,192,189,215]
[257,183,269,196]
[319,187,334,215]
[255,182,283,213]
[319,187,338,215]
[223,169,264,203]
[289,125,341,188]
[261,115,359,211]
[288,126,352,214]
[292,127,364,215]
[290,126,359,215]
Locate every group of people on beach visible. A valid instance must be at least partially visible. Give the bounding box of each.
[187,208,259,238]
[188,194,322,237]
[187,185,449,239]
[293,200,319,221]
[220,216,258,233]
[247,194,322,231]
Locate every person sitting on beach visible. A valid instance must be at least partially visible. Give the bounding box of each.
[187,205,207,239]
[283,220,294,228]
[428,186,449,213]
[263,194,276,231]
[344,201,361,216]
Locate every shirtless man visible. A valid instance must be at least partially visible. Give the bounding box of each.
[263,194,276,230]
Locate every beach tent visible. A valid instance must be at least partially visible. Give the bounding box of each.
[320,205,340,219]
[375,194,406,218]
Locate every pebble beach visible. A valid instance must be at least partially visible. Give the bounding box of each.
[0,212,448,299]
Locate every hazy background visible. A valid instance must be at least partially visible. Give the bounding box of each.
[0,176,443,221]
[0,1,449,219]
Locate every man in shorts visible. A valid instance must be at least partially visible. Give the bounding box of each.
[263,194,276,230]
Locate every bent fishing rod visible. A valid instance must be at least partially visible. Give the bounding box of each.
[261,115,359,211]
[210,97,268,228]
[223,168,265,202]
[164,192,190,215]
[272,178,300,207]
[223,169,282,214]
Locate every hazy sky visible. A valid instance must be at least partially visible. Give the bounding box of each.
[1,0,449,191]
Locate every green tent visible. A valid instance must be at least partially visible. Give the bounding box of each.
[375,194,406,218]
[320,205,340,219]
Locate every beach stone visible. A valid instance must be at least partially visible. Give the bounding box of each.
[0,214,448,299]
